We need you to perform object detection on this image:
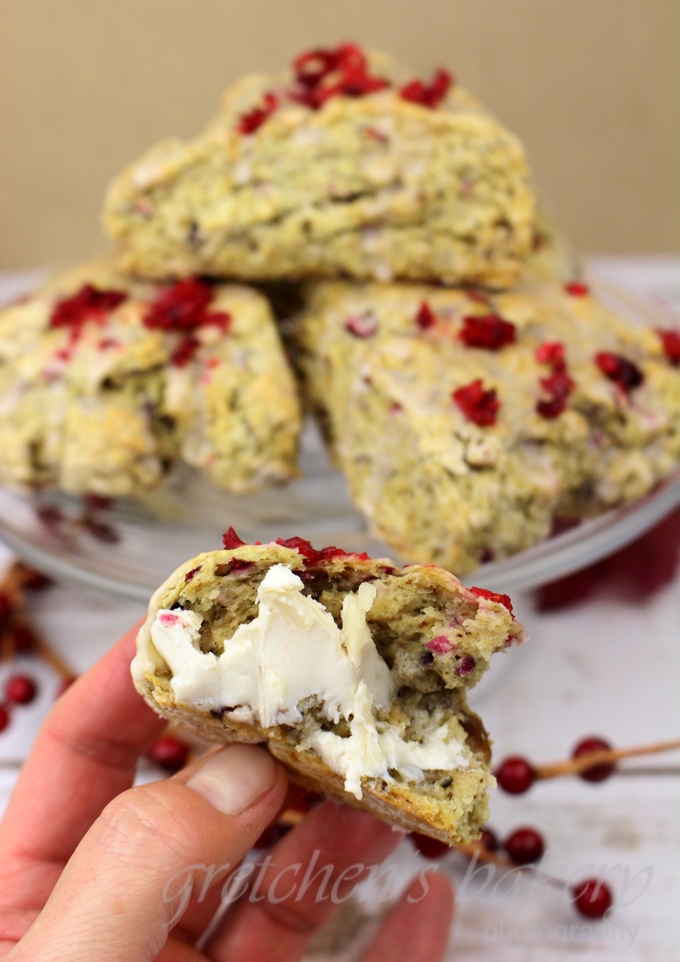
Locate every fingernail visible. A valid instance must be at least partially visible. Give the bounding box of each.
[186,744,277,816]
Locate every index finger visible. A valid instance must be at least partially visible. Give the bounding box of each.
[0,620,165,913]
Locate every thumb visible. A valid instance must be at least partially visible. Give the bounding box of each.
[8,744,287,962]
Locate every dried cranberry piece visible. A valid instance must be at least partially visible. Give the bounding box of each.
[595,352,644,393]
[294,48,340,88]
[535,340,567,372]
[345,314,379,338]
[415,301,436,330]
[459,314,516,351]
[453,380,500,426]
[50,284,127,329]
[144,278,214,331]
[230,559,255,573]
[537,371,575,419]
[657,328,680,365]
[424,635,454,654]
[237,92,278,134]
[276,535,320,561]
[222,527,246,549]
[184,565,202,583]
[454,654,476,676]
[290,42,389,108]
[468,586,514,614]
[400,69,453,108]
[565,281,590,297]
[171,335,200,367]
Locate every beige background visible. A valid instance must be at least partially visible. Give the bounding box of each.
[1,0,678,270]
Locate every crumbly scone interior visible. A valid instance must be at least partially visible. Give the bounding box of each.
[146,549,505,806]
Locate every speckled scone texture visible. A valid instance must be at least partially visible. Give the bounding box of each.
[134,540,523,843]
[0,259,301,497]
[104,47,535,288]
[291,281,680,574]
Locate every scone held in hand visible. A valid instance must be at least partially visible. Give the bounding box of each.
[132,531,524,843]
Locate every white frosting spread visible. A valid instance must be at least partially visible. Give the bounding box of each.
[142,564,468,798]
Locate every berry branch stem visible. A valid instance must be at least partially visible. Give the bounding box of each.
[535,737,680,779]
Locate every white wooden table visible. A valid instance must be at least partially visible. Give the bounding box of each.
[0,257,679,961]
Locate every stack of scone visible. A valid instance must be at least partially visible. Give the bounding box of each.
[4,43,680,573]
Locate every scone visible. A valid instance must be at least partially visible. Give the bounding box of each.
[104,43,536,288]
[0,259,301,497]
[290,280,680,574]
[132,531,524,843]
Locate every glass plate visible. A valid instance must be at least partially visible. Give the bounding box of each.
[0,279,678,601]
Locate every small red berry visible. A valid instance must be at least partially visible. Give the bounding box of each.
[479,826,498,852]
[5,675,38,706]
[416,300,436,330]
[147,735,189,772]
[535,340,567,371]
[504,827,545,865]
[657,329,680,365]
[572,878,613,919]
[453,380,500,426]
[459,314,516,351]
[222,526,246,549]
[565,281,590,297]
[469,585,514,614]
[495,756,536,794]
[400,69,452,107]
[237,92,278,134]
[411,832,451,859]
[345,313,379,338]
[572,736,616,782]
[0,705,10,732]
[595,352,644,393]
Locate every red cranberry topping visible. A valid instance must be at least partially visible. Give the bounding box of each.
[171,335,200,368]
[565,281,590,297]
[184,565,202,583]
[479,826,498,852]
[657,328,680,365]
[230,559,255,574]
[424,635,454,654]
[50,284,127,330]
[0,706,9,733]
[345,313,379,338]
[416,300,436,330]
[275,536,369,565]
[459,314,516,351]
[535,341,566,372]
[290,43,389,109]
[223,527,246,549]
[504,826,545,865]
[400,68,453,108]
[147,735,189,772]
[572,736,616,782]
[410,832,451,859]
[495,756,536,794]
[453,380,500,426]
[237,92,278,134]
[468,586,514,615]
[144,279,230,339]
[253,820,292,849]
[595,352,644,393]
[5,674,38,706]
[537,371,575,419]
[455,654,476,676]
[571,878,613,919]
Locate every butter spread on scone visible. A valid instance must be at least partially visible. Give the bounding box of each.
[290,279,680,574]
[0,258,301,497]
[104,42,536,288]
[132,532,524,843]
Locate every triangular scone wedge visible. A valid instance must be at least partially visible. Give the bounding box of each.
[104,43,535,288]
[132,533,524,844]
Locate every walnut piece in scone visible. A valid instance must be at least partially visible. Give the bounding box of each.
[290,280,680,574]
[132,531,524,844]
[0,258,301,497]
[104,43,536,288]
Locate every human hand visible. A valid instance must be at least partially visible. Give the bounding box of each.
[0,623,454,961]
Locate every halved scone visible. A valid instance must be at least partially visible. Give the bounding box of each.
[132,532,524,843]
